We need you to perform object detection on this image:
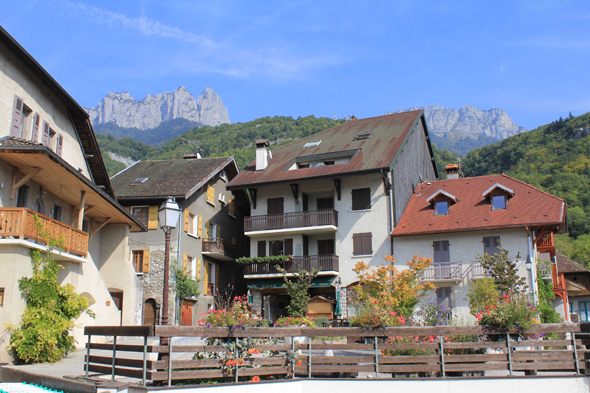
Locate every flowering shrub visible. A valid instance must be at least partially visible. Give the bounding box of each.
[275,316,316,327]
[350,305,406,328]
[418,298,452,326]
[198,295,259,327]
[476,293,537,331]
[382,335,437,356]
[235,255,294,264]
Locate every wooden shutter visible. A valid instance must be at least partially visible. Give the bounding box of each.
[196,257,202,279]
[258,241,266,257]
[436,287,451,308]
[352,188,371,210]
[484,237,500,255]
[361,233,372,255]
[142,249,150,273]
[184,209,189,232]
[204,263,210,286]
[228,199,235,216]
[31,113,40,141]
[148,205,158,230]
[206,219,212,238]
[197,215,202,237]
[284,238,293,255]
[207,185,214,203]
[434,241,450,263]
[11,96,23,137]
[41,122,50,146]
[267,198,284,214]
[352,234,362,255]
[217,224,221,239]
[56,134,63,156]
[183,253,188,274]
[353,233,371,255]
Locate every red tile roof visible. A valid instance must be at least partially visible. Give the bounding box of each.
[556,252,588,273]
[391,174,566,237]
[228,111,431,189]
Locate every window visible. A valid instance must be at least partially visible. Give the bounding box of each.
[492,195,506,210]
[580,302,590,323]
[324,161,335,166]
[436,287,452,310]
[258,241,266,257]
[52,205,62,222]
[132,177,149,185]
[0,288,4,306]
[483,237,500,255]
[303,141,321,147]
[353,133,372,141]
[351,188,371,211]
[267,198,284,215]
[435,201,449,215]
[219,192,226,204]
[228,199,236,217]
[433,241,450,263]
[16,185,30,208]
[20,105,32,139]
[270,240,284,256]
[220,170,228,182]
[48,129,56,151]
[132,206,149,226]
[297,163,310,169]
[317,197,334,210]
[352,233,372,256]
[132,250,144,273]
[188,213,195,234]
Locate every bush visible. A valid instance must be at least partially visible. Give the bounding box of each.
[418,298,452,326]
[476,293,537,330]
[350,306,406,328]
[275,316,315,327]
[466,278,499,316]
[198,295,256,327]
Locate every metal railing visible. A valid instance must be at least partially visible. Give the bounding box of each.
[0,207,88,256]
[202,237,237,259]
[420,262,462,281]
[245,209,338,232]
[244,255,339,275]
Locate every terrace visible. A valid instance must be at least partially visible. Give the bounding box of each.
[419,262,462,282]
[244,209,338,236]
[202,237,237,261]
[243,255,339,276]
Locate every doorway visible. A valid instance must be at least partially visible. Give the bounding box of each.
[181,300,193,326]
[143,298,157,326]
[109,291,123,326]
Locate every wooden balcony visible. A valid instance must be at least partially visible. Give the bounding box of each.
[470,262,491,279]
[537,233,555,256]
[244,209,338,236]
[243,255,339,276]
[420,262,462,282]
[0,207,88,257]
[202,237,236,261]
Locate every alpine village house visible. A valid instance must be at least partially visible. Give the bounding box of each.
[110,157,249,324]
[0,26,146,363]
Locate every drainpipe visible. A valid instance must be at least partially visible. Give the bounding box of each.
[527,227,538,306]
[389,172,395,256]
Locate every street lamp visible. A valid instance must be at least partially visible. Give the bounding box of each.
[158,198,181,327]
[525,257,538,306]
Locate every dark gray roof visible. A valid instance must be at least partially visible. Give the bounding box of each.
[111,157,236,199]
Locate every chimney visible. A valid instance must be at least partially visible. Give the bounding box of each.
[255,139,270,171]
[445,164,459,179]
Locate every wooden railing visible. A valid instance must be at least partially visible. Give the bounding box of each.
[202,238,236,259]
[83,323,587,386]
[537,233,555,254]
[244,209,338,232]
[471,262,491,279]
[0,207,88,256]
[243,255,339,275]
[420,262,462,281]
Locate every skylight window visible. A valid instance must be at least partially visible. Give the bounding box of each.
[303,141,321,148]
[353,133,372,141]
[131,177,149,185]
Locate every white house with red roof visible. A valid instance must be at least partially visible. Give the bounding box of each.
[391,170,567,320]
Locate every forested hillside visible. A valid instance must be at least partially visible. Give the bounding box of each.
[96,134,156,175]
[94,118,200,147]
[462,111,590,266]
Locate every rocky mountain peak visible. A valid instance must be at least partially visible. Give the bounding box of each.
[87,87,230,130]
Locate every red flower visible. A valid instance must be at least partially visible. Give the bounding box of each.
[296,360,302,366]
[252,376,260,382]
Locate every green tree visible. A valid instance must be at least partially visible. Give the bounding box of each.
[275,267,318,317]
[466,277,498,315]
[477,247,526,295]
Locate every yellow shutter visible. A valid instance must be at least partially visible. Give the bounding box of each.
[204,262,210,286]
[205,219,211,238]
[215,263,220,287]
[196,257,201,279]
[142,249,150,273]
[148,205,158,230]
[197,215,202,237]
[217,224,221,239]
[228,199,235,216]
[207,185,214,203]
[183,253,188,274]
[184,209,189,232]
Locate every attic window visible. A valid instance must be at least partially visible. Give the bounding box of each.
[131,177,149,185]
[303,141,321,148]
[435,201,449,216]
[492,195,506,210]
[426,189,457,216]
[353,133,372,141]
[482,183,514,210]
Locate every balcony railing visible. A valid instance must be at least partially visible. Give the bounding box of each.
[471,262,491,279]
[0,207,88,257]
[537,233,555,254]
[243,255,339,275]
[202,237,236,259]
[244,209,338,232]
[420,262,462,281]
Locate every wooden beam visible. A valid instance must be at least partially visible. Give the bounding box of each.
[70,205,95,226]
[89,217,111,241]
[10,167,41,200]
[77,191,86,229]
[290,184,299,201]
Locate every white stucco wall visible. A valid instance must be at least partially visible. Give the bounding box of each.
[393,227,535,319]
[0,40,91,178]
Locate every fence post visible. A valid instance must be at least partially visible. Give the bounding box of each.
[111,335,117,381]
[506,334,513,376]
[374,336,379,379]
[572,332,580,374]
[85,334,91,378]
[439,335,445,378]
[235,337,239,383]
[308,337,312,378]
[167,339,173,386]
[291,336,296,378]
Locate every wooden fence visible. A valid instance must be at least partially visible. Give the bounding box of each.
[84,323,588,386]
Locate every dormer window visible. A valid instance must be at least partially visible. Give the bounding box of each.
[353,133,371,141]
[426,189,457,216]
[131,177,149,185]
[482,183,514,211]
[492,195,506,210]
[303,141,321,148]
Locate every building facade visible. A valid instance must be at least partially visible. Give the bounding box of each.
[0,26,145,363]
[227,112,438,319]
[111,157,249,324]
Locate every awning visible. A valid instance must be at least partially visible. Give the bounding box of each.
[247,276,335,289]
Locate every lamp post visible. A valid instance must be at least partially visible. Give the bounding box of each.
[158,198,181,329]
[525,257,538,306]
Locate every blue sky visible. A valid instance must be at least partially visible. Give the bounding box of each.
[2,0,589,130]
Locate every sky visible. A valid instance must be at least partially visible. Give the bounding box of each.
[2,0,590,130]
